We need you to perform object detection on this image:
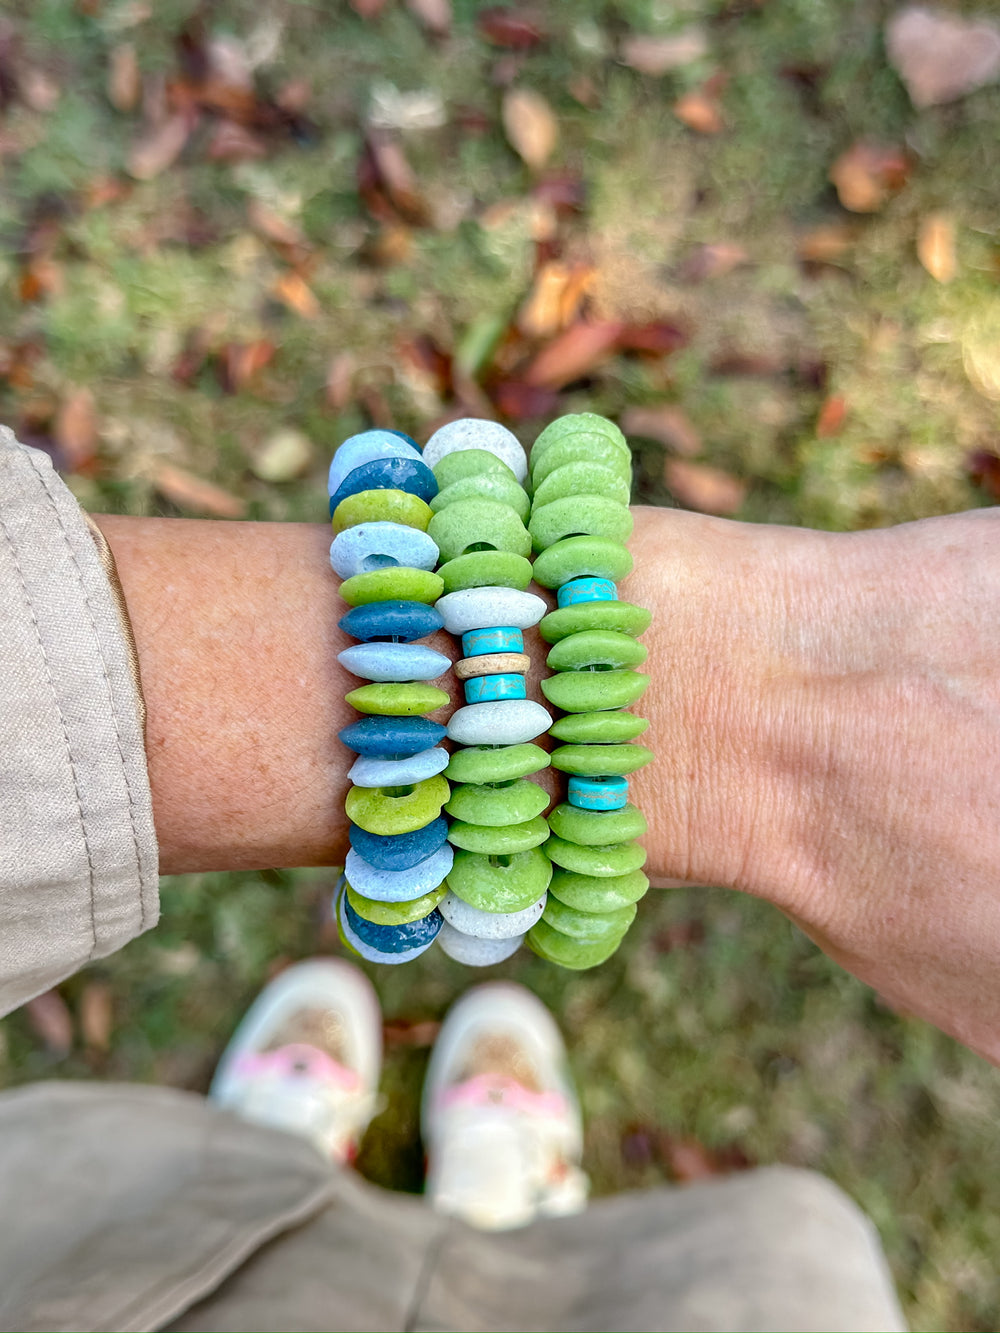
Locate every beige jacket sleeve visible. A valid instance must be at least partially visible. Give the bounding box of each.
[0,425,158,1016]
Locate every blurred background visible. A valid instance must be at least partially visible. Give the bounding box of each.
[1,0,999,1326]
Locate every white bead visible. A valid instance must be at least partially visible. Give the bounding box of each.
[338,642,451,683]
[436,587,547,633]
[330,522,439,579]
[348,746,450,787]
[447,699,551,745]
[440,890,546,939]
[345,843,453,901]
[328,432,422,495]
[422,419,528,484]
[437,920,524,966]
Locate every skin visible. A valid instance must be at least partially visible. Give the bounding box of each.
[96,505,1000,1064]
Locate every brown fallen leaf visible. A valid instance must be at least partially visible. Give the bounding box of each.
[490,378,560,420]
[351,0,390,15]
[677,242,748,283]
[363,223,414,267]
[127,113,191,180]
[917,211,957,284]
[19,256,63,303]
[673,89,724,134]
[967,450,1000,501]
[79,981,113,1053]
[517,261,596,338]
[796,222,857,264]
[247,199,307,249]
[206,120,268,162]
[325,352,357,410]
[658,1132,751,1182]
[523,320,625,389]
[886,7,1000,108]
[54,387,98,472]
[816,393,848,438]
[502,87,558,171]
[406,0,452,37]
[622,405,701,456]
[830,141,909,213]
[274,271,321,319]
[477,7,546,49]
[617,321,688,356]
[360,133,431,225]
[25,989,73,1056]
[664,458,747,514]
[152,462,247,518]
[108,42,140,112]
[532,172,586,216]
[218,339,275,393]
[620,29,709,76]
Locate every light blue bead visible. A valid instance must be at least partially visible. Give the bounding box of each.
[349,746,450,787]
[567,774,629,810]
[344,842,454,902]
[330,522,439,580]
[464,673,527,703]
[338,642,451,683]
[461,626,525,657]
[447,699,551,746]
[328,431,422,495]
[558,577,617,608]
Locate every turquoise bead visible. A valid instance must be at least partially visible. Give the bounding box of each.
[568,775,628,810]
[558,577,616,607]
[462,626,524,657]
[464,673,526,703]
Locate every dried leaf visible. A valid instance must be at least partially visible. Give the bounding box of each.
[502,87,558,171]
[351,0,390,16]
[383,1019,441,1048]
[886,7,1000,108]
[620,29,709,76]
[917,211,957,284]
[397,334,453,397]
[967,450,1000,501]
[274,271,321,319]
[796,223,856,264]
[490,379,560,420]
[361,133,431,225]
[206,120,268,162]
[19,256,63,303]
[830,141,909,214]
[658,1133,750,1182]
[517,261,596,338]
[251,429,313,482]
[152,462,247,518]
[55,387,98,472]
[108,42,140,111]
[80,981,113,1052]
[127,113,191,180]
[673,90,724,134]
[363,223,414,267]
[617,321,687,356]
[25,989,73,1056]
[678,242,748,283]
[532,172,586,216]
[664,459,747,514]
[326,352,356,410]
[406,0,452,37]
[247,199,306,249]
[523,320,625,389]
[815,394,848,438]
[218,339,275,393]
[477,8,546,50]
[622,405,701,456]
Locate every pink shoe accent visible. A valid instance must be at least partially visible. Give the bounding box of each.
[439,1073,569,1119]
[232,1044,362,1091]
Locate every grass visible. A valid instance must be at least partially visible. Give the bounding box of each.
[1,1,999,1327]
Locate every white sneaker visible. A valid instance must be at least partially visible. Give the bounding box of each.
[210,958,383,1164]
[421,982,589,1231]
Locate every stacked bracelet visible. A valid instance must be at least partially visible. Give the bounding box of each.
[421,421,554,967]
[330,430,453,964]
[524,414,653,970]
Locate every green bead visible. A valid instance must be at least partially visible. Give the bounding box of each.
[531,462,631,509]
[540,600,652,644]
[445,742,550,784]
[433,448,519,491]
[345,682,450,716]
[527,918,623,970]
[447,846,552,913]
[332,489,432,534]
[447,816,549,854]
[346,881,446,925]
[546,630,648,672]
[548,868,649,912]
[432,474,530,523]
[541,669,649,713]
[542,896,636,941]
[530,437,632,488]
[339,567,444,607]
[532,536,633,590]
[532,413,628,459]
[345,774,450,835]
[551,743,654,776]
[445,778,549,826]
[549,801,647,845]
[428,499,531,563]
[530,497,633,554]
[545,834,647,876]
[438,551,533,594]
[549,710,649,742]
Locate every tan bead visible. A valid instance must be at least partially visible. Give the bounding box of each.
[455,652,531,680]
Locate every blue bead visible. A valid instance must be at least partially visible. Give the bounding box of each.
[330,522,439,579]
[345,842,453,901]
[557,577,617,608]
[461,626,525,657]
[339,600,443,643]
[338,642,451,682]
[463,673,527,703]
[349,746,449,787]
[328,457,438,513]
[328,431,422,495]
[339,716,446,757]
[343,894,443,953]
[336,883,437,963]
[387,430,421,450]
[567,774,629,810]
[349,816,449,870]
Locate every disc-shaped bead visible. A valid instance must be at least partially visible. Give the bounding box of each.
[349,815,449,869]
[464,673,526,704]
[532,536,634,590]
[431,473,529,523]
[548,868,649,913]
[551,743,654,776]
[455,652,530,680]
[428,500,531,563]
[447,699,551,745]
[339,600,443,643]
[462,625,524,656]
[548,801,647,845]
[445,778,550,827]
[438,551,533,594]
[348,746,450,788]
[336,888,437,964]
[332,489,432,534]
[530,437,632,488]
[541,670,649,713]
[330,522,439,580]
[568,775,628,810]
[423,418,528,483]
[328,456,437,512]
[345,773,449,835]
[343,894,442,953]
[557,577,617,607]
[328,431,422,494]
[539,600,651,643]
[440,889,546,939]
[527,919,623,970]
[339,715,445,757]
[345,682,450,716]
[347,881,447,926]
[432,448,520,491]
[530,413,628,458]
[340,567,444,608]
[545,835,647,877]
[338,642,451,683]
[549,710,649,742]
[543,896,636,942]
[447,816,550,854]
[532,462,631,509]
[530,497,633,554]
[446,846,552,913]
[437,922,525,966]
[546,630,648,672]
[437,588,546,633]
[445,742,550,784]
[344,842,454,902]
